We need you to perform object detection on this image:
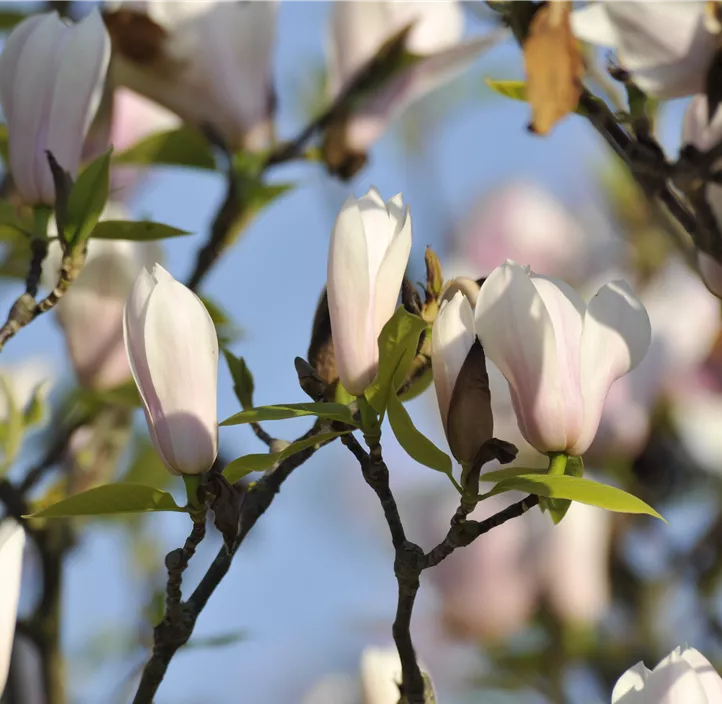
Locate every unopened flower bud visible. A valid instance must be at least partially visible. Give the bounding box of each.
[124,264,218,475]
[0,519,25,698]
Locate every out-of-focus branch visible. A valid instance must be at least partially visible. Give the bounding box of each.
[130,423,332,704]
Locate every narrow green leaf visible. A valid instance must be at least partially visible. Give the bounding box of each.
[488,474,665,521]
[0,12,26,31]
[26,483,186,518]
[0,201,32,238]
[121,437,172,490]
[90,220,190,241]
[22,384,46,428]
[223,350,254,410]
[480,466,547,483]
[220,402,359,427]
[485,78,528,102]
[223,430,346,483]
[185,631,247,650]
[0,378,23,475]
[387,392,452,474]
[66,150,112,246]
[113,126,215,170]
[80,380,142,410]
[202,298,242,344]
[365,308,427,415]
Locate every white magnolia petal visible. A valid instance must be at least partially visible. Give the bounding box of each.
[360,647,403,704]
[327,197,373,395]
[0,519,25,700]
[47,9,110,185]
[647,648,708,704]
[571,3,619,47]
[596,1,714,98]
[529,275,585,448]
[431,292,475,430]
[123,267,155,414]
[7,13,65,204]
[345,31,506,151]
[373,209,412,339]
[143,278,218,475]
[681,648,722,699]
[358,189,396,282]
[475,260,567,452]
[611,662,650,704]
[572,280,651,455]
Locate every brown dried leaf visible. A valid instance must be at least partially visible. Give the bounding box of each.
[523,1,584,135]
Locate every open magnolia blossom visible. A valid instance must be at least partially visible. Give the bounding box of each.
[0,519,25,699]
[572,1,717,99]
[431,291,493,464]
[124,264,218,475]
[328,1,506,153]
[327,187,412,396]
[0,9,110,204]
[475,260,651,456]
[613,647,722,703]
[107,1,277,151]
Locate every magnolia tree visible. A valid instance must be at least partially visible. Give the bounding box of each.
[2,2,722,704]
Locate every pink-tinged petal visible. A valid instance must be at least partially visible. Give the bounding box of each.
[475,261,568,453]
[327,196,374,395]
[47,9,110,186]
[345,31,506,151]
[373,206,412,339]
[432,292,475,430]
[143,277,218,475]
[358,188,396,282]
[0,519,25,699]
[571,280,651,455]
[5,13,65,204]
[611,662,650,704]
[570,3,618,47]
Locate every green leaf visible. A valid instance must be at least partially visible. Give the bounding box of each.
[65,150,112,246]
[223,430,347,483]
[488,474,665,521]
[26,483,187,519]
[0,12,26,32]
[387,392,452,474]
[113,126,215,170]
[185,631,247,650]
[121,437,172,491]
[220,402,359,427]
[223,350,254,410]
[90,220,190,241]
[480,466,547,483]
[0,377,23,475]
[80,380,142,410]
[365,308,427,415]
[0,201,32,238]
[22,384,46,428]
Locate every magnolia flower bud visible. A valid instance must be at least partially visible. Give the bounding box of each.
[0,519,25,699]
[431,292,493,464]
[613,647,722,703]
[327,187,412,396]
[107,2,277,151]
[475,260,651,456]
[572,1,716,99]
[0,9,110,204]
[124,264,218,475]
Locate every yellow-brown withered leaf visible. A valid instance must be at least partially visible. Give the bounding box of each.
[523,1,584,135]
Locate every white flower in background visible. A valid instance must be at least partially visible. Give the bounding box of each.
[107,1,277,151]
[327,187,412,396]
[542,502,612,626]
[124,264,219,476]
[0,9,110,204]
[475,261,651,456]
[361,647,404,704]
[572,1,717,99]
[612,647,722,703]
[0,519,25,699]
[44,203,161,391]
[328,1,506,152]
